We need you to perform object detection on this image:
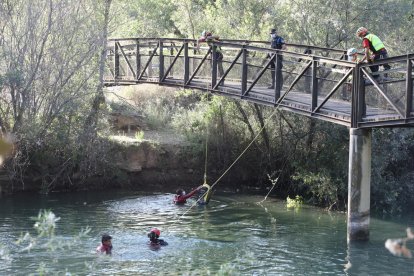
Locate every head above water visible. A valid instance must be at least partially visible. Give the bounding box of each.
[148,228,161,240]
[101,234,112,243]
[176,189,185,196]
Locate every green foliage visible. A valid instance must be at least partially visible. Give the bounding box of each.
[286,195,304,209]
[292,170,342,208]
[1,0,413,215]
[370,128,414,215]
[134,130,145,140]
[12,210,92,275]
[16,210,90,253]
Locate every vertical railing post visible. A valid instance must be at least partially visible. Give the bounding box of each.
[311,58,318,111]
[193,41,197,77]
[211,44,217,88]
[357,65,366,121]
[159,40,164,83]
[405,57,413,118]
[148,42,153,78]
[114,40,119,80]
[184,41,189,84]
[341,52,349,100]
[170,42,174,77]
[304,49,312,93]
[241,46,248,96]
[135,39,140,80]
[350,66,359,128]
[274,52,281,100]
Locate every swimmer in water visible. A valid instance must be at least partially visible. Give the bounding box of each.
[96,234,112,255]
[148,228,168,247]
[173,186,202,205]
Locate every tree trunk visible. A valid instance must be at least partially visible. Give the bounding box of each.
[82,0,112,141]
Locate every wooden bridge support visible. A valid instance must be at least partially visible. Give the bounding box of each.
[347,128,372,242]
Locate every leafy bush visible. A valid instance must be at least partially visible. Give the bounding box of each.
[134,130,145,140]
[286,195,304,209]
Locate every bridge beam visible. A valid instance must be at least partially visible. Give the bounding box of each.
[347,128,371,242]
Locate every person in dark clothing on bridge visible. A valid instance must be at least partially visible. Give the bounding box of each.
[268,28,287,90]
[148,228,168,248]
[356,27,390,80]
[174,186,202,205]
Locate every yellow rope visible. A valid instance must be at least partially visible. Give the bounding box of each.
[203,125,208,185]
[167,60,296,232]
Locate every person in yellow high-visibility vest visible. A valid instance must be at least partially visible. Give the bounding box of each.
[356,27,391,80]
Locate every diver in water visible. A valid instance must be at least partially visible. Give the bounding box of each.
[173,186,202,205]
[148,228,168,247]
[196,183,213,205]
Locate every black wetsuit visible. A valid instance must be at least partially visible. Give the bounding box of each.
[149,238,168,246]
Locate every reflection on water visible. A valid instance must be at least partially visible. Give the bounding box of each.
[0,190,413,275]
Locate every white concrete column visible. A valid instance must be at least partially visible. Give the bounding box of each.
[347,128,371,242]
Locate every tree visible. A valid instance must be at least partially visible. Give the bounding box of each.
[0,0,114,191]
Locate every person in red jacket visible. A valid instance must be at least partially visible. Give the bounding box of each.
[173,186,202,205]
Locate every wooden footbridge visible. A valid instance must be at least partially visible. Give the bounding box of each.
[104,37,414,242]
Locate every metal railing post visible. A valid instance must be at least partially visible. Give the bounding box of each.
[159,40,164,83]
[241,46,248,97]
[357,66,366,120]
[114,40,119,79]
[211,44,217,88]
[311,58,318,110]
[184,41,189,84]
[170,42,174,77]
[304,49,312,93]
[351,67,358,128]
[406,57,413,118]
[274,52,281,100]
[135,39,140,80]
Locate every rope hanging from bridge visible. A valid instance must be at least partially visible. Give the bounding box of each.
[203,125,208,185]
[168,82,296,230]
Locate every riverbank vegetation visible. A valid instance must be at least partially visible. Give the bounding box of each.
[0,0,413,215]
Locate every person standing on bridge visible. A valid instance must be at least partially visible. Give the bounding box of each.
[197,31,225,82]
[347,48,360,63]
[268,28,287,90]
[356,27,391,80]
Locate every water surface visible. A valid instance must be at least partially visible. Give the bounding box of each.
[0,191,413,275]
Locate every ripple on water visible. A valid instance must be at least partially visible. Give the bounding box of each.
[1,192,414,275]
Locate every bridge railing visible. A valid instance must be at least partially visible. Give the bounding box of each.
[105,38,414,128]
[355,54,414,127]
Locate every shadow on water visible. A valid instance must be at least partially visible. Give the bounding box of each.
[1,190,414,274]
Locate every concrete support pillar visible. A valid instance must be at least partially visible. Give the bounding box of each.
[347,128,371,242]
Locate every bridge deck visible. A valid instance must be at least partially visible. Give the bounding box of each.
[104,38,414,129]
